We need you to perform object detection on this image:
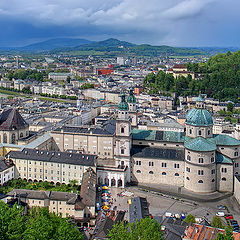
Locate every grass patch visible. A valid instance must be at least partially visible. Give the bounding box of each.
[38,97,70,102]
[0,179,80,194]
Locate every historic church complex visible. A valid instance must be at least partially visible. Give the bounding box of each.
[2,90,240,194]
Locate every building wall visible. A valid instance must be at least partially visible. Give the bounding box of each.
[185,124,213,138]
[217,146,240,159]
[184,150,216,193]
[132,157,184,187]
[0,165,14,185]
[217,163,233,192]
[0,127,29,144]
[234,176,240,205]
[13,156,96,184]
[132,140,184,149]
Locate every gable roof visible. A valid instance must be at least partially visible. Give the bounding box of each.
[0,109,29,131]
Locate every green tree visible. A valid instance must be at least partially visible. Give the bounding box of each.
[184,214,196,224]
[211,216,224,229]
[227,102,234,113]
[108,218,164,240]
[216,226,234,240]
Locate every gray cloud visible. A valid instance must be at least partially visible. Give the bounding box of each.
[0,0,239,47]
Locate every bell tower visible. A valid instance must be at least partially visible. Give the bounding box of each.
[127,88,138,127]
[115,94,132,181]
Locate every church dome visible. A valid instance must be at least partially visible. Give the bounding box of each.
[185,108,213,126]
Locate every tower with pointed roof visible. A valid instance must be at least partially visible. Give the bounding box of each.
[127,88,138,127]
[115,93,132,181]
[0,108,29,144]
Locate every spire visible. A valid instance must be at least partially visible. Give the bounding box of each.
[127,88,136,103]
[118,93,129,111]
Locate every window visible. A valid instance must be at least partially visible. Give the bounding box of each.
[149,171,153,174]
[235,152,239,157]
[136,161,141,166]
[162,163,167,168]
[198,130,202,136]
[198,180,203,183]
[222,177,226,181]
[198,170,204,175]
[186,167,190,172]
[187,155,191,161]
[121,149,124,154]
[211,157,215,163]
[175,173,179,176]
[139,142,142,145]
[208,130,210,135]
[211,169,215,174]
[136,170,141,173]
[11,133,16,144]
[186,177,190,180]
[189,129,192,134]
[198,158,204,163]
[149,162,154,167]
[121,127,124,133]
[3,133,7,143]
[20,132,23,138]
[222,168,227,173]
[212,179,215,182]
[235,163,239,168]
[162,172,166,175]
[174,164,179,168]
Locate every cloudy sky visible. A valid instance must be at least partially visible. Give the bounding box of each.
[0,0,239,47]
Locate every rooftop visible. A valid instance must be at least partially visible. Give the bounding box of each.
[184,137,217,152]
[7,148,96,166]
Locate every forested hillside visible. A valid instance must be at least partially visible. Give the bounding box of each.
[144,51,240,102]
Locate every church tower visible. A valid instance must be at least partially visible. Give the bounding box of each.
[127,88,138,127]
[115,94,132,181]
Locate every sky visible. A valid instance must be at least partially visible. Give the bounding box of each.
[0,0,239,47]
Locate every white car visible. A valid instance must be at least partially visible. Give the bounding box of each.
[216,212,225,217]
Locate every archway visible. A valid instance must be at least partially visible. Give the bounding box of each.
[111,178,116,187]
[118,179,123,187]
[104,178,109,186]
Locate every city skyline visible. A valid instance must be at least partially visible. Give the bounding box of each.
[0,0,239,47]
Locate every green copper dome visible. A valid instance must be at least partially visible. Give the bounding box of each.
[185,108,213,126]
[118,94,129,111]
[184,137,217,152]
[127,88,136,103]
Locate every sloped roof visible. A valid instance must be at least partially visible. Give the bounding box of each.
[132,129,185,143]
[216,152,233,164]
[184,137,217,152]
[0,109,29,130]
[211,134,240,146]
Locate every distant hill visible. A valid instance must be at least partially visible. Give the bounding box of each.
[20,38,94,51]
[55,38,205,56]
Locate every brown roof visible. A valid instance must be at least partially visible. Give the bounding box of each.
[0,109,29,130]
[173,64,187,69]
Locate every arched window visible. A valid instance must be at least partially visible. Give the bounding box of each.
[111,178,116,186]
[3,133,7,143]
[189,129,192,134]
[222,177,226,181]
[162,172,166,175]
[121,127,124,133]
[20,132,23,138]
[12,133,16,144]
[186,177,190,180]
[118,179,123,187]
[212,179,215,182]
[175,173,179,176]
[187,155,191,161]
[211,157,215,163]
[198,130,202,136]
[149,171,153,174]
[198,180,203,183]
[208,130,211,135]
[136,170,141,173]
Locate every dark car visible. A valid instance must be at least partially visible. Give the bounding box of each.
[217,205,226,210]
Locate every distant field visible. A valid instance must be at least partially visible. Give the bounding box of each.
[62,50,105,56]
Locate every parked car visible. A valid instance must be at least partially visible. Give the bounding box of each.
[225,214,233,220]
[216,212,225,217]
[230,220,239,227]
[217,205,226,210]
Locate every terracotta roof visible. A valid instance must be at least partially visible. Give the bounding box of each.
[0,109,29,130]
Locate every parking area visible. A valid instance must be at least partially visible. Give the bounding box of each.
[107,186,240,227]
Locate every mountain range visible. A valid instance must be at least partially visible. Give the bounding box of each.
[0,38,239,56]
